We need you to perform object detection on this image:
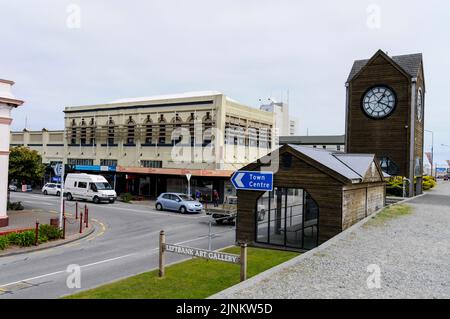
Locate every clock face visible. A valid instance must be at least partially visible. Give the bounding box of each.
[361,85,397,119]
[417,89,423,122]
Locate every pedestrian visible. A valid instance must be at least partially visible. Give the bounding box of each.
[195,190,201,201]
[213,189,219,207]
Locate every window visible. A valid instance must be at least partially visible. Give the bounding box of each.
[158,114,166,145]
[337,145,341,151]
[88,118,95,145]
[100,159,118,167]
[256,187,319,250]
[379,156,400,176]
[144,115,153,144]
[68,158,94,166]
[171,113,183,145]
[203,112,213,144]
[189,113,195,146]
[162,194,171,200]
[107,117,115,146]
[126,116,136,145]
[248,127,258,147]
[141,160,162,168]
[80,119,87,145]
[322,145,326,149]
[70,119,77,145]
[78,182,87,188]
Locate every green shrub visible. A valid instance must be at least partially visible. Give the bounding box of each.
[6,232,19,244]
[39,234,48,243]
[121,193,133,203]
[0,236,9,250]
[39,224,62,240]
[12,231,35,247]
[7,201,24,211]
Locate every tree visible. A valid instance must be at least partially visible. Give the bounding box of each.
[8,146,45,185]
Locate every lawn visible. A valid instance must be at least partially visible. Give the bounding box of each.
[364,204,412,227]
[65,246,299,299]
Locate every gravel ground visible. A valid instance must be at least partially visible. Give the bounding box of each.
[213,182,450,299]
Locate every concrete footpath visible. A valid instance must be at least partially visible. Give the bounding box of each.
[212,182,450,299]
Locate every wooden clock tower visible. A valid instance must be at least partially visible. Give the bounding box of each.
[345,50,425,197]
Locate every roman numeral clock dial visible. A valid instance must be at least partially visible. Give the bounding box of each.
[361,85,397,119]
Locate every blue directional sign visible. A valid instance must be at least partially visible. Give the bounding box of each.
[231,171,273,191]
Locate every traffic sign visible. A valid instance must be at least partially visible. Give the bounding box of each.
[231,171,273,191]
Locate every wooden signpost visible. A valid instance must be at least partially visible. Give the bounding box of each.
[159,230,247,282]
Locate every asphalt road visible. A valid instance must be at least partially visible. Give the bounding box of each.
[0,192,236,299]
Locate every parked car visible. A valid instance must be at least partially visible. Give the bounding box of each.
[8,184,17,192]
[444,175,449,181]
[42,183,61,196]
[64,173,116,203]
[155,193,203,214]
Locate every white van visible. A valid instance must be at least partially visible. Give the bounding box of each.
[64,173,117,204]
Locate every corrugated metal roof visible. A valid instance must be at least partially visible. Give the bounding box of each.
[347,52,422,83]
[288,145,377,183]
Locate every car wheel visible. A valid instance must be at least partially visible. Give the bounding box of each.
[109,199,115,204]
[93,196,100,204]
[43,190,48,195]
[56,191,60,196]
[156,203,163,211]
[67,193,73,201]
[179,206,187,214]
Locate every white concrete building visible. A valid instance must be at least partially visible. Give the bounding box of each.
[260,99,297,136]
[0,79,24,227]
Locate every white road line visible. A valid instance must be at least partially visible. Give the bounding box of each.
[22,201,54,206]
[0,230,235,290]
[105,205,208,219]
[0,254,136,289]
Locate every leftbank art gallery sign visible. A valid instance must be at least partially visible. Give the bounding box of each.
[164,243,240,264]
[158,230,248,282]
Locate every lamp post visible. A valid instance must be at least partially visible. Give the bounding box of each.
[425,130,434,177]
[0,79,24,228]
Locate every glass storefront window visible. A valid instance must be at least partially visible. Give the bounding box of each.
[256,187,319,250]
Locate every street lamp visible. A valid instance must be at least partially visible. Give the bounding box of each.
[425,130,434,177]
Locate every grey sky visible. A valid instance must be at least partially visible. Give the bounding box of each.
[1,0,449,165]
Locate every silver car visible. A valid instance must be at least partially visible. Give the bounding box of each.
[155,193,203,214]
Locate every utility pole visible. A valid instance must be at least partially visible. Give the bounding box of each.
[425,130,434,177]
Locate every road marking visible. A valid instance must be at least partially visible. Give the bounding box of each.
[23,201,53,206]
[86,219,106,241]
[0,226,236,291]
[105,205,209,219]
[0,253,135,290]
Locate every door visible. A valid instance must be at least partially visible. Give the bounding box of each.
[171,194,182,211]
[87,183,97,201]
[77,181,88,200]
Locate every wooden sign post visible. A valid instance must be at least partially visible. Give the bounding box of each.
[159,230,165,277]
[158,230,247,282]
[240,243,247,282]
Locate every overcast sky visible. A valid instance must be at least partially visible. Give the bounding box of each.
[1,0,449,166]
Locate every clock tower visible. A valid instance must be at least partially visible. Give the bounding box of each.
[345,50,425,197]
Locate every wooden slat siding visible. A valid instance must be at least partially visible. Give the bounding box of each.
[347,54,412,177]
[366,185,385,215]
[342,184,385,230]
[236,149,344,246]
[342,188,367,229]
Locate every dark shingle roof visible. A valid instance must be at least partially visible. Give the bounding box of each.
[347,52,423,83]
